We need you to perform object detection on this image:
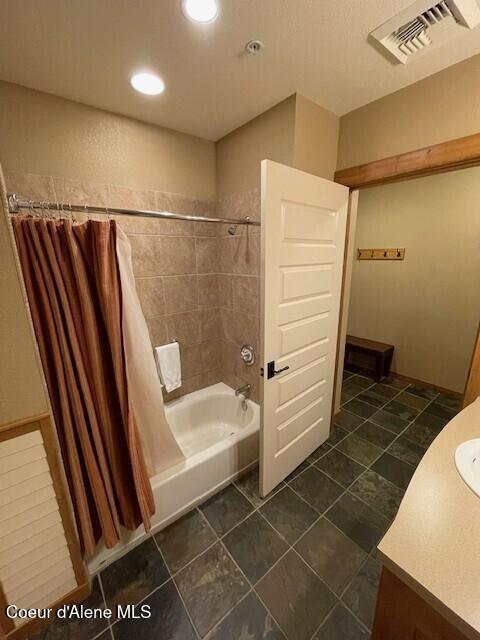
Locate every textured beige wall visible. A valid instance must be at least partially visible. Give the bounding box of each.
[215,95,296,197]
[216,93,340,196]
[337,54,480,170]
[0,81,216,200]
[348,168,480,392]
[0,171,47,424]
[293,95,339,180]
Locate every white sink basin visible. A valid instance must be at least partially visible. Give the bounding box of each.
[455,439,480,497]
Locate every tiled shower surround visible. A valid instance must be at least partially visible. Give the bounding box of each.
[5,171,261,401]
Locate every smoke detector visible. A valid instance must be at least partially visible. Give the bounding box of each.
[245,40,264,55]
[371,0,480,63]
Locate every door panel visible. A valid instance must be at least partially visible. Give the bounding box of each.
[260,160,349,496]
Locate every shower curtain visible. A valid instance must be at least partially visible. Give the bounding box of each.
[12,216,182,555]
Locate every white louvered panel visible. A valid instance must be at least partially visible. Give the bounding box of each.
[0,522,64,566]
[2,546,70,593]
[8,558,74,606]
[0,425,83,630]
[0,533,67,578]
[0,471,52,507]
[0,430,42,458]
[0,509,61,553]
[0,483,55,521]
[12,568,76,614]
[1,457,49,489]
[1,444,46,474]
[2,497,59,537]
[30,577,78,612]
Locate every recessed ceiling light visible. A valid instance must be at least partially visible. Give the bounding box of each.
[130,72,165,96]
[182,0,218,23]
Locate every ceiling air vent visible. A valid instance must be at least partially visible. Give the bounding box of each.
[371,0,480,63]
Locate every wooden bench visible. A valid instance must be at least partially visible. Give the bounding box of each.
[346,335,394,382]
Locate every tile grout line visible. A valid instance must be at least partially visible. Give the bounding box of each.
[196,505,291,639]
[228,476,375,634]
[101,373,445,640]
[155,536,203,640]
[94,570,114,639]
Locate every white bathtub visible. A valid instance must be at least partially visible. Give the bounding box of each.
[89,382,259,573]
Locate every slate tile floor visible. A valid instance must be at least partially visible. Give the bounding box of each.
[30,368,460,640]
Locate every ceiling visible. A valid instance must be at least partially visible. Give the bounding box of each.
[1,0,480,141]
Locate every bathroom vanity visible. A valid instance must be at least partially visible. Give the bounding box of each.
[372,398,480,640]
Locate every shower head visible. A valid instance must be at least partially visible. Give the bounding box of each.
[227,224,237,235]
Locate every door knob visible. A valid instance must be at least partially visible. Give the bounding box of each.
[267,361,290,380]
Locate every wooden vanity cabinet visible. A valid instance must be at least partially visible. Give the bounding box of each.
[372,568,468,640]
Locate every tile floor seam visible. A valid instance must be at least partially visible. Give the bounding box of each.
[317,444,371,473]
[94,568,114,638]
[218,501,334,634]
[201,589,260,640]
[249,512,370,640]
[154,532,203,640]
[334,382,442,520]
[217,537,290,639]
[372,392,441,482]
[288,543,365,636]
[100,532,192,636]
[336,382,427,468]
[153,509,219,579]
[194,502,286,639]
[90,626,113,640]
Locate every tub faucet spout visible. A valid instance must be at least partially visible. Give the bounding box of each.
[235,384,251,398]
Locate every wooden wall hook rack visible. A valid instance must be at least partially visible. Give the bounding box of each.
[357,248,405,260]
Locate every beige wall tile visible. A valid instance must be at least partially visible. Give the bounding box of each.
[109,185,156,210]
[129,235,196,277]
[162,236,196,275]
[167,310,202,345]
[113,213,164,235]
[155,191,195,236]
[164,275,198,314]
[197,274,219,307]
[234,312,259,351]
[217,189,261,236]
[221,340,238,375]
[109,186,160,234]
[200,307,220,342]
[195,237,219,274]
[180,344,204,378]
[5,172,56,202]
[218,274,233,308]
[193,199,217,236]
[128,235,162,277]
[146,316,168,347]
[53,178,109,208]
[220,308,237,344]
[202,341,222,372]
[231,234,259,275]
[232,275,259,316]
[136,277,165,319]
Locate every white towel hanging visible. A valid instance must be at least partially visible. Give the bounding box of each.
[155,342,182,392]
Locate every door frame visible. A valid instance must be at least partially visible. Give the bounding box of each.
[332,130,480,412]
[334,131,480,189]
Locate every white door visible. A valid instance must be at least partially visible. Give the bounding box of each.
[260,160,349,496]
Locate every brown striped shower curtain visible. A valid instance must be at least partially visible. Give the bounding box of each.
[12,217,182,555]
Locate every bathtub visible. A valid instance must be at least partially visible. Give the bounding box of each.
[89,382,259,573]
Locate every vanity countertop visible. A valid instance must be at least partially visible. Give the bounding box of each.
[378,397,480,639]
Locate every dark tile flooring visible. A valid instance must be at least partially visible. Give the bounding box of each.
[30,369,460,640]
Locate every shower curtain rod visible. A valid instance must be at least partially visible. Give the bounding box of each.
[6,193,261,226]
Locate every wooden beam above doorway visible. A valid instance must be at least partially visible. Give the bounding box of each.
[334,131,480,189]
